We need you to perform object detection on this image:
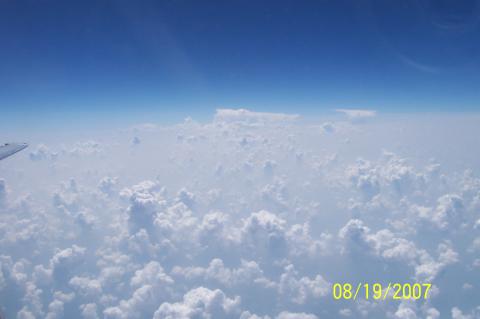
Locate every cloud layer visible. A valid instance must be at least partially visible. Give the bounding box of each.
[0,109,479,318]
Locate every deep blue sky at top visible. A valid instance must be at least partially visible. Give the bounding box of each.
[1,0,480,125]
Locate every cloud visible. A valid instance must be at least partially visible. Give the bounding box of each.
[451,307,475,319]
[29,144,55,161]
[278,264,330,304]
[152,287,241,319]
[130,123,158,132]
[80,303,100,319]
[336,108,377,121]
[1,110,480,318]
[214,109,299,124]
[45,291,75,319]
[275,312,318,319]
[0,179,7,207]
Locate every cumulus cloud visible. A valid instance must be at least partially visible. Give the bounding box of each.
[1,109,479,318]
[152,287,241,319]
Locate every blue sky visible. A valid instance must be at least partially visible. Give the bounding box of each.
[1,0,480,125]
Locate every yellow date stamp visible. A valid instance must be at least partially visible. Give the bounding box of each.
[332,283,431,300]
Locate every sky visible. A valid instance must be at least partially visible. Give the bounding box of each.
[1,2,480,319]
[1,0,480,127]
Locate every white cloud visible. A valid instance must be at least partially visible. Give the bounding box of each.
[103,261,173,319]
[80,303,100,319]
[45,291,75,319]
[276,312,318,319]
[29,144,54,161]
[153,287,241,319]
[1,110,479,319]
[278,264,330,304]
[394,301,418,319]
[69,276,102,298]
[451,307,473,319]
[214,109,299,124]
[335,108,377,120]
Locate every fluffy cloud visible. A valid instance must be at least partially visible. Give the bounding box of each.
[1,109,479,318]
[152,287,241,319]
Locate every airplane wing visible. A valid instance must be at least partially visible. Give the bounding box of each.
[0,143,28,161]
